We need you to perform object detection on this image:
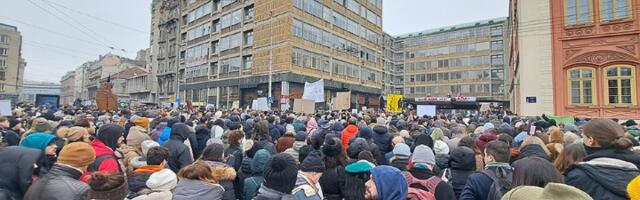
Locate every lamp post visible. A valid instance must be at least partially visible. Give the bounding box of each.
[268,11,273,104]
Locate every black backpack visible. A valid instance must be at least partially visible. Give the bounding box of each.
[481,168,512,200]
[87,154,122,172]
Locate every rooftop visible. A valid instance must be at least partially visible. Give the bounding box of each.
[394,17,507,39]
[0,23,18,32]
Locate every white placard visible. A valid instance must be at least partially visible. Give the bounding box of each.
[351,109,357,114]
[251,100,258,110]
[417,105,436,117]
[0,100,10,116]
[254,97,270,111]
[302,79,325,103]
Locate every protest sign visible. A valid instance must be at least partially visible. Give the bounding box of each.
[254,97,270,111]
[333,91,351,111]
[417,105,436,117]
[302,79,325,103]
[0,100,11,116]
[386,94,403,113]
[293,99,315,114]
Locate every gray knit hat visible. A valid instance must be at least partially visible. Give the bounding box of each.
[412,145,435,166]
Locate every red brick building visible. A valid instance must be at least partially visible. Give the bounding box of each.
[551,0,640,118]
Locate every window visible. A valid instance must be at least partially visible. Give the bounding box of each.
[601,0,631,21]
[244,6,254,21]
[243,55,252,69]
[567,68,595,105]
[220,9,242,29]
[0,48,6,56]
[212,20,220,32]
[244,31,253,46]
[220,0,236,8]
[211,40,219,54]
[0,35,7,44]
[187,1,213,23]
[186,23,211,41]
[220,56,241,73]
[0,71,4,81]
[490,40,503,51]
[565,0,592,25]
[491,54,504,65]
[604,65,636,105]
[219,33,241,51]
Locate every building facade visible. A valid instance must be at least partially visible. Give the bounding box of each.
[151,0,181,103]
[164,0,384,109]
[19,81,61,104]
[395,18,509,105]
[551,0,640,118]
[60,71,75,105]
[507,0,554,116]
[0,23,26,102]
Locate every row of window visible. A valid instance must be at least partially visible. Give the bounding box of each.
[221,9,243,29]
[406,42,491,58]
[400,25,503,47]
[292,0,381,44]
[291,47,381,82]
[405,84,494,95]
[292,19,380,63]
[406,69,494,82]
[565,0,632,26]
[186,23,212,41]
[335,0,382,27]
[405,55,492,71]
[568,65,636,105]
[0,35,7,44]
[219,32,242,51]
[187,1,214,23]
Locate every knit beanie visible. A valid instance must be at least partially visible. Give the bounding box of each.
[412,145,436,166]
[264,153,299,194]
[134,117,150,129]
[57,142,96,167]
[146,169,177,191]
[431,128,445,141]
[127,127,151,146]
[371,166,408,200]
[628,175,640,200]
[322,137,343,157]
[358,127,373,140]
[57,126,89,143]
[502,183,592,200]
[563,131,580,145]
[20,133,56,152]
[475,133,497,152]
[31,118,52,133]
[357,150,376,163]
[300,151,326,173]
[345,160,375,173]
[295,131,307,142]
[483,123,495,130]
[376,117,386,125]
[392,143,411,159]
[348,138,369,159]
[433,140,450,155]
[9,118,21,129]
[141,140,160,157]
[87,172,128,200]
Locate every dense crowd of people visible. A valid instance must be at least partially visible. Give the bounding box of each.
[0,105,639,200]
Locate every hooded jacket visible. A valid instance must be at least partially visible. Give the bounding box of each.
[512,144,550,163]
[284,141,306,164]
[204,160,237,200]
[244,150,271,200]
[371,166,408,200]
[23,164,89,200]
[172,179,225,200]
[194,126,210,158]
[449,146,476,199]
[341,125,359,151]
[0,147,41,200]
[89,139,121,173]
[254,185,294,200]
[372,125,392,164]
[162,123,194,172]
[459,162,513,200]
[565,148,640,200]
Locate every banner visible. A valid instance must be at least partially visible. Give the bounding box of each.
[254,97,270,111]
[417,105,436,117]
[231,101,240,109]
[547,115,575,125]
[333,91,351,111]
[0,100,10,116]
[386,94,403,113]
[302,79,325,103]
[293,99,315,114]
[480,103,491,112]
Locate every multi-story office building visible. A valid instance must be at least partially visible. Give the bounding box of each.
[151,0,181,103]
[382,33,403,95]
[0,23,26,102]
[173,0,384,108]
[395,18,509,105]
[60,71,76,105]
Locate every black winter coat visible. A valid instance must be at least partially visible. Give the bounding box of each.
[448,147,476,199]
[194,126,211,158]
[162,124,194,172]
[319,166,346,200]
[0,147,41,200]
[511,144,550,163]
[372,125,392,164]
[23,164,89,200]
[565,148,640,200]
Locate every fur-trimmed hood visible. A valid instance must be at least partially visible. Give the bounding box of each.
[204,160,237,181]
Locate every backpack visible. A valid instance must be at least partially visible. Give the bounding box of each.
[87,154,124,173]
[481,168,513,200]
[404,172,439,200]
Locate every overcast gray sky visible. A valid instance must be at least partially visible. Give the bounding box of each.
[1,0,508,83]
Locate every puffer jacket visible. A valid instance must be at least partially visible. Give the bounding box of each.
[372,125,392,157]
[172,179,225,200]
[162,124,194,172]
[204,161,237,200]
[23,164,89,200]
[341,125,359,151]
[448,146,476,199]
[0,147,41,200]
[283,141,306,164]
[565,148,640,200]
[254,185,294,200]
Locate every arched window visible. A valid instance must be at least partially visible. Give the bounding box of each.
[568,68,596,105]
[604,65,636,105]
[565,0,593,25]
[600,0,632,21]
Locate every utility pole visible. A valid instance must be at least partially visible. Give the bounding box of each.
[268,11,273,103]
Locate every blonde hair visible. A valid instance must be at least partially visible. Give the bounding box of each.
[520,136,551,156]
